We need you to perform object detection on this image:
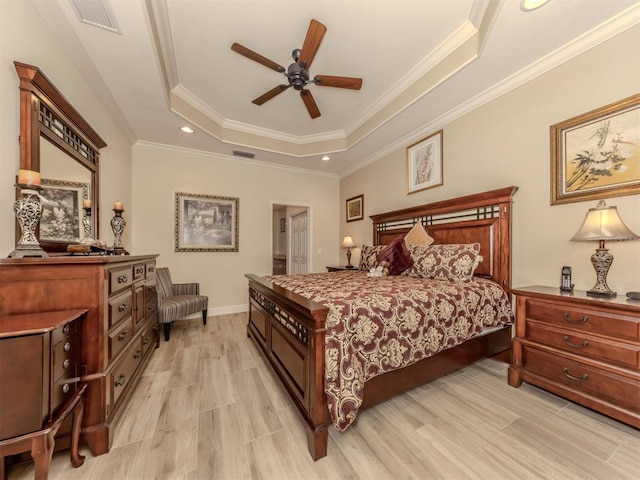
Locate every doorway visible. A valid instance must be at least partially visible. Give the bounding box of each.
[272,203,310,274]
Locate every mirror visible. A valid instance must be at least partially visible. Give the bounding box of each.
[15,61,106,253]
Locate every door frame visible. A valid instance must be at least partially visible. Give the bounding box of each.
[270,201,312,273]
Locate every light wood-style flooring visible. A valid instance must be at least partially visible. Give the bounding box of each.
[7,312,640,479]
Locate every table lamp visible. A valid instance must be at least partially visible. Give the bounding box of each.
[341,234,356,269]
[571,200,639,297]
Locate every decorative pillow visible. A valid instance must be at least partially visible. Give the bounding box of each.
[404,222,434,246]
[403,243,483,280]
[376,236,414,276]
[359,245,384,271]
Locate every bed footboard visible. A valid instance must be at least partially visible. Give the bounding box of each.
[245,274,330,460]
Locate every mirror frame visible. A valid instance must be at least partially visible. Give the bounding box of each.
[15,61,107,253]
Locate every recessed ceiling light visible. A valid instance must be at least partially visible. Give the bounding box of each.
[520,0,550,11]
[321,155,330,161]
[180,126,194,134]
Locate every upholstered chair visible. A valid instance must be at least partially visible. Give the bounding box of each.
[156,267,208,341]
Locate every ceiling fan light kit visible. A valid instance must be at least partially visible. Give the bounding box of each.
[231,19,362,119]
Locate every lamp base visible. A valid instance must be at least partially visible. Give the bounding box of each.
[587,246,616,298]
[586,289,616,298]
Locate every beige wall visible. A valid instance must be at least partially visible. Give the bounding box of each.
[0,0,133,255]
[341,25,640,294]
[131,143,340,313]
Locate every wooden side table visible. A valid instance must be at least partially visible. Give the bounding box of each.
[326,266,357,272]
[0,310,88,480]
[508,286,640,427]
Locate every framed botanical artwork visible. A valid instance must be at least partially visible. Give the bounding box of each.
[551,94,640,205]
[346,194,364,222]
[406,130,443,194]
[175,192,239,252]
[39,179,89,242]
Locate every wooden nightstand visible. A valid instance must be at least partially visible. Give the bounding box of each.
[326,266,357,272]
[508,286,640,427]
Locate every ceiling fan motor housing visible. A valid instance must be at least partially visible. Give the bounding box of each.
[287,62,309,90]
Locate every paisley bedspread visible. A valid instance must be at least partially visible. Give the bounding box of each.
[265,271,513,431]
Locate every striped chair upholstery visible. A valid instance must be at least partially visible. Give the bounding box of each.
[156,267,208,341]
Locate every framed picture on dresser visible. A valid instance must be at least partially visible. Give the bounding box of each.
[39,179,89,243]
[175,192,239,252]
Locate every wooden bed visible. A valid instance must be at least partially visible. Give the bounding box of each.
[246,186,518,460]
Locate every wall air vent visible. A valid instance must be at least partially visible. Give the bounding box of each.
[232,150,256,159]
[70,0,122,34]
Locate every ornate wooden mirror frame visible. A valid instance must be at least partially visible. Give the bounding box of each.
[15,61,107,253]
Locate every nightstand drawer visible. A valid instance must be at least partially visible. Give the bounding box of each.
[526,299,639,341]
[523,346,640,413]
[527,321,640,370]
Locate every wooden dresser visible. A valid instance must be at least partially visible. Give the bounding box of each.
[508,286,640,427]
[0,254,159,456]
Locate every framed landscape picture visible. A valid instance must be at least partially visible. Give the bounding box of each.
[39,179,89,242]
[551,94,640,205]
[346,194,364,222]
[406,130,443,194]
[175,192,239,252]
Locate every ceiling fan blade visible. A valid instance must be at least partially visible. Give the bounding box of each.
[300,90,321,119]
[231,43,285,73]
[252,85,290,105]
[314,75,363,90]
[297,19,327,69]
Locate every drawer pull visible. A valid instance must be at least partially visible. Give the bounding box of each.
[136,267,145,275]
[118,303,130,312]
[63,324,70,334]
[63,359,70,369]
[134,350,142,359]
[118,274,129,284]
[63,342,71,352]
[562,336,589,349]
[118,330,129,341]
[115,373,126,387]
[562,312,589,324]
[562,367,588,382]
[62,383,70,394]
[148,266,155,272]
[143,336,150,345]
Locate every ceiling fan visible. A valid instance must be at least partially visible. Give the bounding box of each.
[231,19,362,119]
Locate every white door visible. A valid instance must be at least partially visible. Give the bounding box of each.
[290,210,309,274]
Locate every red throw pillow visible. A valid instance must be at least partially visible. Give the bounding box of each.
[376,236,414,275]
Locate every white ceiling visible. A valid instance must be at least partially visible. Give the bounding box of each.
[32,0,640,176]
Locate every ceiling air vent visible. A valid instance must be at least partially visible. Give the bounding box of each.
[232,150,256,159]
[70,0,122,34]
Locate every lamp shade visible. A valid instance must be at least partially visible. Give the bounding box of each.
[571,201,640,242]
[341,234,355,248]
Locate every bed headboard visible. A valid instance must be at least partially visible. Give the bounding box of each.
[369,186,518,292]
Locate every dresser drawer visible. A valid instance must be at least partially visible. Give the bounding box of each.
[526,299,639,341]
[140,322,157,357]
[108,317,133,362]
[522,345,640,412]
[108,290,132,329]
[109,342,143,408]
[109,265,133,295]
[133,263,146,281]
[51,320,77,345]
[145,262,156,278]
[51,377,79,419]
[527,321,640,370]
[52,330,80,383]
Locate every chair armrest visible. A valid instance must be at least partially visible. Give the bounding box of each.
[172,282,200,295]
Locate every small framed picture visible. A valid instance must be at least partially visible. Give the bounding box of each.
[406,130,443,194]
[280,218,286,233]
[346,194,364,222]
